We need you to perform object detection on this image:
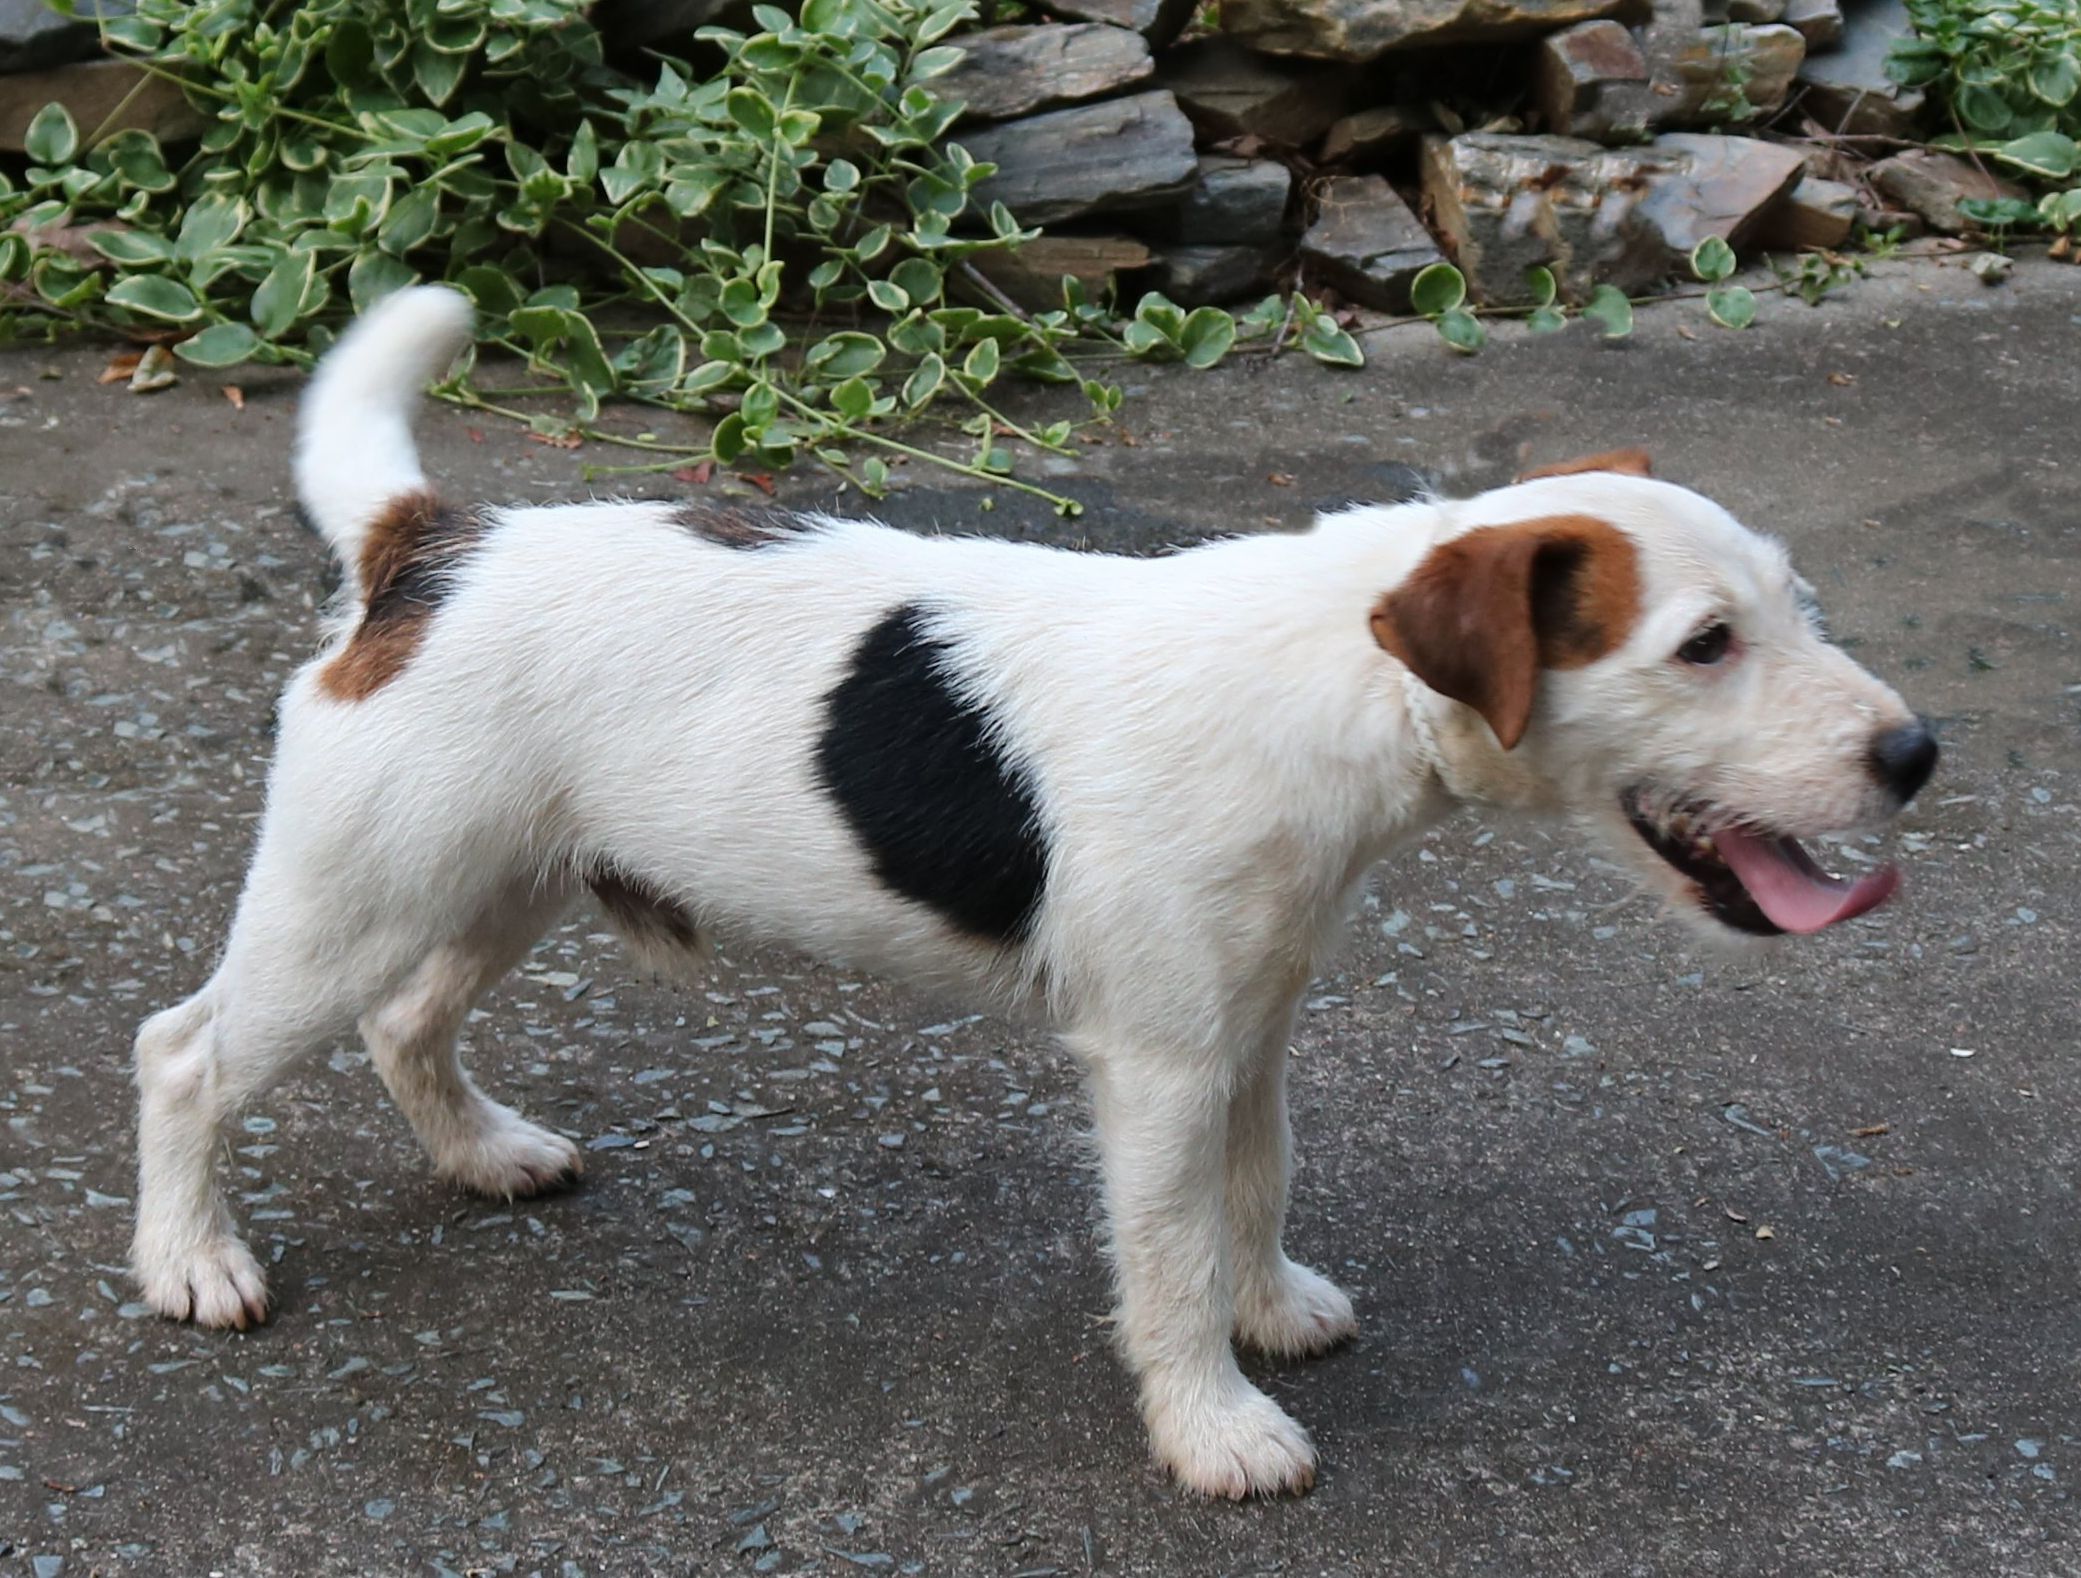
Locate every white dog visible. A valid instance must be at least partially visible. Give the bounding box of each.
[131,286,1937,1498]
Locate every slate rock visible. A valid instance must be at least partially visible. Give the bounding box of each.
[1047,0,1200,48]
[1534,20,1654,142]
[1320,105,1433,162]
[1300,174,1443,312]
[1221,0,1627,62]
[1,0,135,73]
[1157,36,1363,144]
[1795,0,1923,136]
[0,60,205,154]
[1421,130,1801,302]
[1781,0,1846,50]
[1150,243,1278,305]
[1727,0,1786,19]
[1139,155,1293,246]
[1870,149,2028,234]
[1659,23,1806,126]
[964,91,1198,226]
[969,232,1153,309]
[933,23,1152,124]
[1753,173,1858,248]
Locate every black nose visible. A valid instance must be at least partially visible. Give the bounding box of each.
[1869,718,1939,803]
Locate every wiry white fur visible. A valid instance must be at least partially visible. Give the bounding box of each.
[134,286,1926,1496]
[294,284,472,591]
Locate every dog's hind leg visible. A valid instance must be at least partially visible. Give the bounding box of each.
[1225,1026,1357,1361]
[360,881,581,1200]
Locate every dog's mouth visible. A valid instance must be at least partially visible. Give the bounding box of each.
[1621,790,1900,936]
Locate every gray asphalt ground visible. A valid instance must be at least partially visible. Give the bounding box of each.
[3,258,2079,1578]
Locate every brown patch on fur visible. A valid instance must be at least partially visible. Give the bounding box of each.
[318,489,491,702]
[1515,448,1654,482]
[1370,514,1641,751]
[588,866,704,965]
[670,499,806,550]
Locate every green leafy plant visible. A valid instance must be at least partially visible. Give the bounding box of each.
[0,0,1357,510]
[1891,0,2081,142]
[1690,235,1755,328]
[1410,261,1484,352]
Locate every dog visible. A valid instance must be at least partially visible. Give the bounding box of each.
[130,285,1937,1498]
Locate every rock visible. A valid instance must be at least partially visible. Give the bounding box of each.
[1753,174,1858,248]
[1420,130,1802,302]
[1780,0,1845,50]
[1795,0,1923,136]
[932,24,1153,124]
[1221,0,1627,62]
[964,91,1198,226]
[1319,105,1433,162]
[1150,243,1278,305]
[1299,174,1443,312]
[1046,0,1200,48]
[1138,155,1293,246]
[0,0,135,73]
[1658,23,1806,127]
[968,232,1153,310]
[0,60,205,154]
[1727,0,1785,19]
[587,0,734,49]
[1534,20,1654,142]
[1157,37,1362,147]
[1639,131,1807,252]
[1870,149,2028,234]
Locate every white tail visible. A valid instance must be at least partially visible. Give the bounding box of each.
[295,285,474,599]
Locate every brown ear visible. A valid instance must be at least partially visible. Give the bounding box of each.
[1370,515,1641,750]
[1515,448,1654,483]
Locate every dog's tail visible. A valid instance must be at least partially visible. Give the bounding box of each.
[295,285,473,598]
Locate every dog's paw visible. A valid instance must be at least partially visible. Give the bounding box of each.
[439,1109,583,1200]
[1236,1259,1357,1360]
[1148,1380,1318,1499]
[134,1233,270,1330]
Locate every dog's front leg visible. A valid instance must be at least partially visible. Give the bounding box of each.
[1227,1031,1358,1360]
[1086,1046,1318,1498]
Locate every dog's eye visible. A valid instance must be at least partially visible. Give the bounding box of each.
[1676,622,1733,666]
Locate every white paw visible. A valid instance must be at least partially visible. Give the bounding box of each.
[437,1108,583,1200]
[1148,1378,1319,1499]
[134,1232,270,1330]
[1236,1258,1357,1359]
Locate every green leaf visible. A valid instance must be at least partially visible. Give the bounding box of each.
[713,412,750,464]
[2030,52,2080,108]
[107,131,175,192]
[252,249,315,338]
[832,376,875,422]
[1301,321,1364,368]
[454,263,521,316]
[825,158,861,193]
[1435,306,1486,353]
[1524,266,1558,308]
[867,278,908,312]
[1409,263,1466,317]
[889,257,941,306]
[88,228,175,267]
[175,194,247,264]
[1178,306,1236,370]
[1690,235,1736,283]
[726,87,777,138]
[24,103,78,167]
[174,321,262,367]
[1527,304,1568,334]
[0,233,29,283]
[1582,284,1634,340]
[1706,283,1757,329]
[349,249,418,313]
[720,278,766,328]
[1122,319,1170,358]
[805,331,885,378]
[413,40,467,105]
[380,185,442,255]
[1956,83,2013,134]
[903,353,945,409]
[862,456,890,491]
[567,119,599,185]
[962,336,1000,383]
[105,273,203,323]
[1992,130,2078,179]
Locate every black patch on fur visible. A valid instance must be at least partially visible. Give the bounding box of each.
[671,499,809,550]
[816,605,1048,944]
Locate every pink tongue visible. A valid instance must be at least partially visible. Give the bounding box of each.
[1714,828,1901,934]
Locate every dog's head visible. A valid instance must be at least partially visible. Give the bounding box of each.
[1371,450,1936,940]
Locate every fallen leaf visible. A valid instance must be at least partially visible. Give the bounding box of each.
[100,351,144,385]
[1850,1123,1890,1138]
[526,430,582,450]
[672,461,716,485]
[222,385,245,411]
[741,472,777,497]
[1675,325,1697,341]
[1827,371,1855,387]
[466,427,486,444]
[1755,1224,1775,1241]
[1266,472,1295,487]
[129,344,178,393]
